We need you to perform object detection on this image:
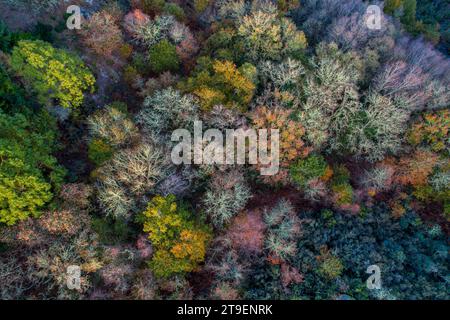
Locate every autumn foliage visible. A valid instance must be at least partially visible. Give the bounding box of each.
[140,195,211,278]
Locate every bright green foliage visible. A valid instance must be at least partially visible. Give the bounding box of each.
[10,40,95,109]
[0,63,64,225]
[289,154,328,188]
[181,57,256,111]
[0,109,65,225]
[0,172,52,225]
[149,39,180,73]
[139,195,211,278]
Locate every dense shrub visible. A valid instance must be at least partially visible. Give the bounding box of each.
[139,0,165,15]
[291,205,450,300]
[149,39,180,73]
[0,20,35,53]
[2,0,60,13]
[316,247,344,280]
[330,165,354,207]
[194,0,211,13]
[244,205,449,300]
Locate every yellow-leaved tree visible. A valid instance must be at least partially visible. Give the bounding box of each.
[138,195,211,278]
[11,40,95,109]
[181,57,256,111]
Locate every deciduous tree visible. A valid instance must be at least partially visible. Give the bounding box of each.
[11,40,95,109]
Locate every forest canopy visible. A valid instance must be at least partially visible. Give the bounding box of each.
[0,0,448,301]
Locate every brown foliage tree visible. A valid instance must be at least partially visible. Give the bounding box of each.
[80,11,124,57]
